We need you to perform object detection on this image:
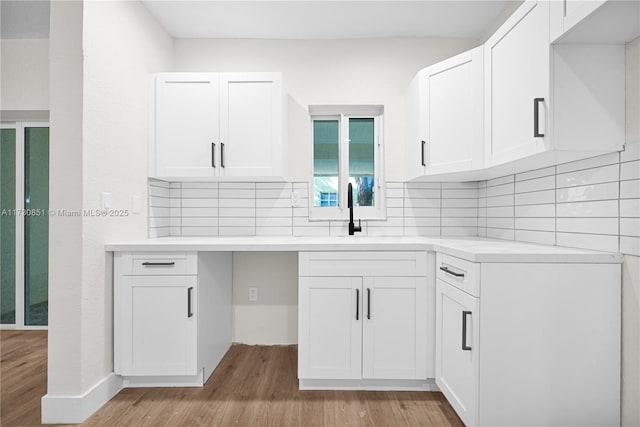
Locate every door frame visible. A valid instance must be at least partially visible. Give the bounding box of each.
[1,120,49,330]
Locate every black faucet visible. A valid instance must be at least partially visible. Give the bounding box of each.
[347,182,362,236]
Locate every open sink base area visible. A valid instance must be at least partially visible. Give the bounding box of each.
[1,331,463,426]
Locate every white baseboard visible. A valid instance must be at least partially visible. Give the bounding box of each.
[41,373,123,424]
[299,378,439,391]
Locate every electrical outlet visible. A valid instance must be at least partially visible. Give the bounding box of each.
[101,192,112,210]
[248,287,258,302]
[291,191,301,207]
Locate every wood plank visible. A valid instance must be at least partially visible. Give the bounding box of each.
[1,331,463,426]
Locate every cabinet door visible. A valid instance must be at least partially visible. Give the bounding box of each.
[153,73,219,178]
[298,277,362,379]
[362,277,427,380]
[423,46,484,175]
[219,73,284,178]
[551,1,607,42]
[435,279,479,427]
[117,275,198,376]
[484,1,549,167]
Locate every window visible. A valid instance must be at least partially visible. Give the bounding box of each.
[309,106,385,220]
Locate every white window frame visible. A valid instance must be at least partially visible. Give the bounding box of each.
[309,106,386,221]
[0,120,49,330]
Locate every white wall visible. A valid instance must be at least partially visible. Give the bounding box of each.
[622,36,640,427]
[46,0,173,410]
[0,38,49,114]
[80,0,173,392]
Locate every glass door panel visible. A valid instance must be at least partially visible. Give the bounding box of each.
[1,129,16,324]
[24,127,49,326]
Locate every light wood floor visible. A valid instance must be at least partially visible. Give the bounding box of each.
[1,331,463,426]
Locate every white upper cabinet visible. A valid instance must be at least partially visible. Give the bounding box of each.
[551,0,639,44]
[484,1,550,168]
[484,0,625,169]
[150,72,287,181]
[219,73,286,178]
[550,0,606,41]
[153,73,220,179]
[405,46,483,180]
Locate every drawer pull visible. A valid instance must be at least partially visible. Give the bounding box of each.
[355,289,359,320]
[367,288,371,320]
[141,261,176,267]
[440,266,465,278]
[187,287,194,318]
[462,310,472,351]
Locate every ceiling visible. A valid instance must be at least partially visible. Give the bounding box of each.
[142,1,515,40]
[0,1,517,41]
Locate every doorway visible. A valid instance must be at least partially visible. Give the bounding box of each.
[1,122,49,328]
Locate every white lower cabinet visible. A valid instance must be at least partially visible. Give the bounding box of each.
[435,280,478,424]
[114,251,232,387]
[298,251,430,389]
[435,252,621,426]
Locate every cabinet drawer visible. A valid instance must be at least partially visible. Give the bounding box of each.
[119,252,198,276]
[436,253,479,297]
[299,251,427,277]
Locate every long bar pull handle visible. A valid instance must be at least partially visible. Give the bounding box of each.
[462,310,472,351]
[355,289,360,320]
[439,266,465,278]
[534,98,545,138]
[187,287,194,318]
[211,143,216,168]
[141,262,175,266]
[221,142,225,168]
[421,140,426,166]
[367,288,371,320]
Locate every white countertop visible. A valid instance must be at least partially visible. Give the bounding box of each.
[105,236,623,263]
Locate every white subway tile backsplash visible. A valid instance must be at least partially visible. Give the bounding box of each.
[442,182,478,189]
[486,206,514,217]
[514,204,555,218]
[556,232,619,253]
[485,194,514,207]
[486,217,515,230]
[149,148,634,254]
[556,218,618,235]
[515,217,555,232]
[620,236,640,256]
[486,227,515,240]
[441,208,479,218]
[181,227,218,237]
[556,164,619,189]
[181,207,218,217]
[441,198,478,208]
[516,166,556,182]
[182,217,219,227]
[442,188,479,199]
[515,189,555,205]
[405,217,441,227]
[620,199,640,217]
[620,218,640,237]
[515,230,555,246]
[620,180,640,199]
[486,182,515,198]
[514,175,555,194]
[621,143,640,162]
[556,200,618,218]
[556,182,619,203]
[487,175,514,187]
[621,160,640,181]
[556,152,619,174]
